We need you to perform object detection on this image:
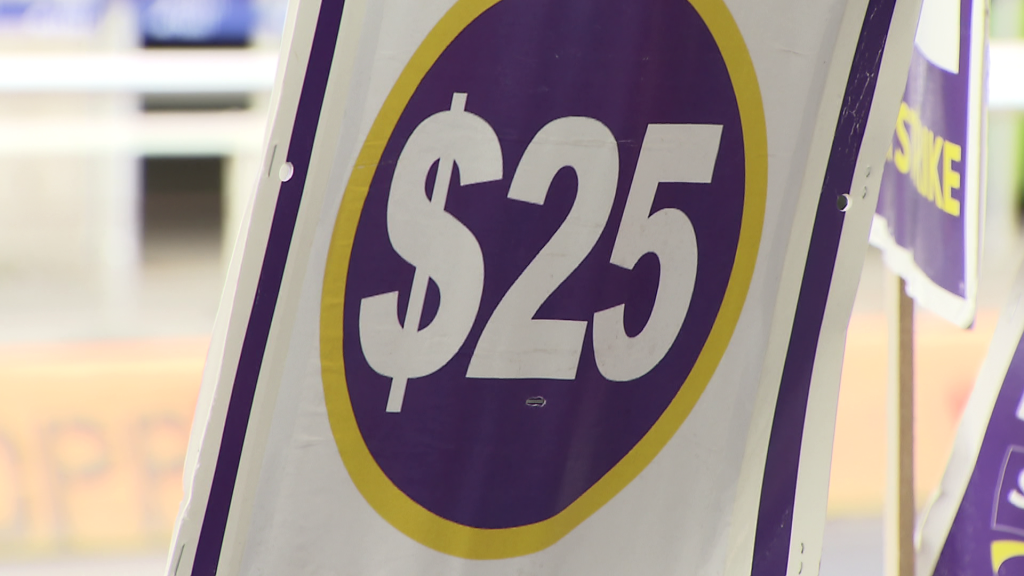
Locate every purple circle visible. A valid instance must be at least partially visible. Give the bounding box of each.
[341,0,745,529]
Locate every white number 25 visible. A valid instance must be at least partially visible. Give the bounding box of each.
[467,121,723,382]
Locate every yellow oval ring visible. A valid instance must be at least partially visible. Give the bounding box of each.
[321,0,767,560]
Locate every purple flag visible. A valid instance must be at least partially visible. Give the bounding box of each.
[871,0,985,328]
[919,265,1024,575]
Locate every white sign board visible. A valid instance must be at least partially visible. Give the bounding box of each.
[166,0,920,574]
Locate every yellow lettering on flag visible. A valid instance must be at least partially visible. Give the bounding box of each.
[894,102,910,173]
[991,540,1024,574]
[929,131,944,210]
[943,140,962,217]
[885,100,963,217]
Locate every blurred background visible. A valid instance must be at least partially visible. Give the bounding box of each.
[0,1,1020,575]
[0,1,280,574]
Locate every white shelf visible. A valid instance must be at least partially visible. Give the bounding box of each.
[989,40,1024,111]
[0,110,267,156]
[0,49,277,93]
[0,40,1022,159]
[2,43,1022,105]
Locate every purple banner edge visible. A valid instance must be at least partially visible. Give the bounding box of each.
[749,0,897,573]
[189,1,346,574]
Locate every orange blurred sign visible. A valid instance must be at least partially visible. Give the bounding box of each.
[829,311,997,515]
[0,316,995,558]
[0,338,205,557]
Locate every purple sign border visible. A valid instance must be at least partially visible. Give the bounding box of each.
[188,1,347,574]
[750,0,897,573]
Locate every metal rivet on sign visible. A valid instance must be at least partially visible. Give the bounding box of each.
[526,396,546,407]
[279,161,295,182]
[836,194,851,212]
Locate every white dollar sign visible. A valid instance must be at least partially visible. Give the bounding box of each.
[359,93,504,413]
